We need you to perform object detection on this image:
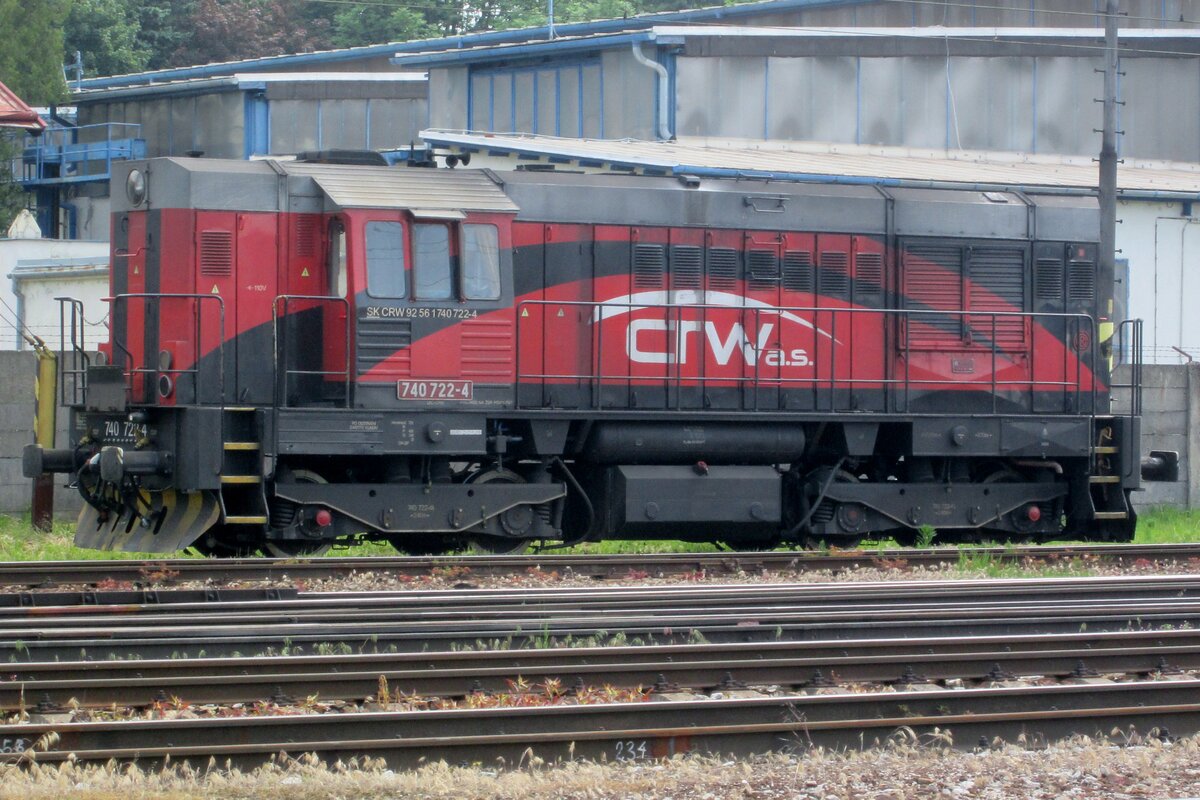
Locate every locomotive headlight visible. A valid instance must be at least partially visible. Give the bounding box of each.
[126,169,146,206]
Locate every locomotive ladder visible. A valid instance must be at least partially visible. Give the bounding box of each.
[218,407,269,527]
[1086,319,1144,527]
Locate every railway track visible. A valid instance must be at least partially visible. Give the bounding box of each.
[0,542,1197,588]
[4,575,1200,770]
[5,575,1200,660]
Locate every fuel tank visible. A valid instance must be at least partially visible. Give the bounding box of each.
[581,422,805,465]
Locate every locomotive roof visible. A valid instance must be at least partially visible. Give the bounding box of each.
[112,157,1096,243]
[114,158,518,216]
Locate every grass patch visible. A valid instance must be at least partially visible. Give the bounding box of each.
[0,506,1196,562]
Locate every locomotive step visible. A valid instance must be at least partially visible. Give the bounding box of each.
[223,442,260,451]
[1092,511,1130,521]
[224,515,269,525]
[1092,446,1119,454]
[220,475,263,485]
[1089,475,1121,484]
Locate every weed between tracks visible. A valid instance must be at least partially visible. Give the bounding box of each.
[2,735,1200,799]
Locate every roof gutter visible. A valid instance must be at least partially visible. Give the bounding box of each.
[630,42,672,141]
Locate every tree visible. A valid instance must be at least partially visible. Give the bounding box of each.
[0,0,69,104]
[171,0,329,66]
[64,0,150,78]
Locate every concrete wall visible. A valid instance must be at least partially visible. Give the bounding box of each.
[0,238,109,349]
[1115,363,1199,510]
[0,350,87,518]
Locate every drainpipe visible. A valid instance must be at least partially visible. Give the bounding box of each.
[631,42,671,141]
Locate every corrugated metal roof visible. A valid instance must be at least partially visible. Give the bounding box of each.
[284,162,518,212]
[74,0,839,91]
[421,131,1200,200]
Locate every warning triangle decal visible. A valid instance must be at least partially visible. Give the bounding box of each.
[520,308,529,317]
[301,267,310,277]
[210,284,220,294]
[556,308,565,317]
[133,265,139,274]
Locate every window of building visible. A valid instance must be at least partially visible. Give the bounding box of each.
[413,223,452,300]
[365,221,406,298]
[461,224,500,300]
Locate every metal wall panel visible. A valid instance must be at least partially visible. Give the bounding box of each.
[493,73,514,131]
[857,57,948,148]
[269,99,318,154]
[469,73,490,131]
[1122,58,1200,162]
[582,64,603,138]
[428,67,468,130]
[320,98,367,150]
[766,57,857,142]
[140,99,171,157]
[559,67,581,138]
[368,98,425,150]
[195,92,242,159]
[514,72,535,133]
[601,49,654,141]
[537,69,557,134]
[1033,57,1101,157]
[675,56,766,138]
[948,57,1035,152]
[169,97,197,155]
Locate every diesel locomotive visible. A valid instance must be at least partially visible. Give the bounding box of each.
[23,153,1173,555]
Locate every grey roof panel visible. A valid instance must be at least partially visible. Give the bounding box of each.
[283,162,517,213]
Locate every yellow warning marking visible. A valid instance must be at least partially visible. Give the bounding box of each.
[211,284,220,294]
[301,267,310,277]
[521,308,529,317]
[556,308,565,317]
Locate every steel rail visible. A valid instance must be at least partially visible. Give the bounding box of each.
[4,628,1200,711]
[1,542,1198,587]
[3,679,1199,769]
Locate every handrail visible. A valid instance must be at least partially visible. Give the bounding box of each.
[272,295,352,409]
[515,300,1099,415]
[109,293,226,406]
[54,297,90,407]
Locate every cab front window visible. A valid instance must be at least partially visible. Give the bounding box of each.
[413,223,452,300]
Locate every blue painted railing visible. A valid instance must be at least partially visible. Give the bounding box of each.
[20,123,146,186]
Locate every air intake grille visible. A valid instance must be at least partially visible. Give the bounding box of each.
[1066,260,1095,304]
[707,248,739,290]
[747,249,779,291]
[818,251,849,297]
[294,216,318,258]
[855,251,884,297]
[671,246,703,289]
[633,244,665,288]
[968,247,1026,347]
[199,230,233,277]
[782,250,814,293]
[1035,257,1064,302]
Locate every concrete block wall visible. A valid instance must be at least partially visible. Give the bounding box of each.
[1114,363,1198,509]
[0,350,86,519]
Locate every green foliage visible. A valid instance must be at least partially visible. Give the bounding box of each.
[0,0,69,103]
[63,0,149,78]
[0,134,30,233]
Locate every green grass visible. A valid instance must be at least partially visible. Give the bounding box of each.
[0,506,1195,562]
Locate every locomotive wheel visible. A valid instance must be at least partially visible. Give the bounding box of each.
[388,533,460,556]
[465,468,532,555]
[799,468,862,550]
[263,469,333,558]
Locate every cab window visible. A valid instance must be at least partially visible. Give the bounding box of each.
[365,221,406,298]
[461,224,500,300]
[413,223,452,300]
[328,219,347,298]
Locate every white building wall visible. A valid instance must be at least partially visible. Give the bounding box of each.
[0,239,108,350]
[1117,200,1200,364]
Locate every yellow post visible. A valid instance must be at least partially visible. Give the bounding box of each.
[30,339,57,532]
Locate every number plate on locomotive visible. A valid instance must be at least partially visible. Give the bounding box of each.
[98,417,148,443]
[396,380,473,400]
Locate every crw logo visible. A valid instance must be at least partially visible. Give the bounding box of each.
[626,319,811,367]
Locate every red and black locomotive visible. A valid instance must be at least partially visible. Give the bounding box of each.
[25,153,1171,555]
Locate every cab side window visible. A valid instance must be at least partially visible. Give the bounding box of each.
[413,223,452,300]
[365,221,406,298]
[461,224,500,300]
